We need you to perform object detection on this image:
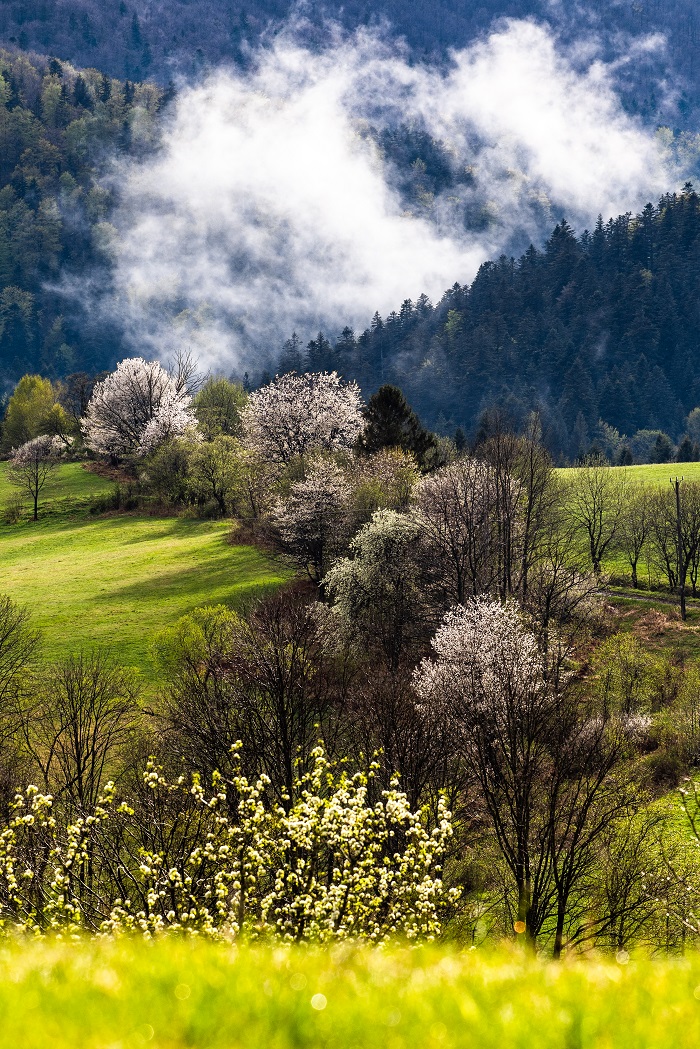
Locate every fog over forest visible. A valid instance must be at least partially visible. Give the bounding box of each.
[2,2,700,449]
[98,16,684,376]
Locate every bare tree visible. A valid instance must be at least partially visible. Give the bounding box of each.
[522,512,602,685]
[157,588,350,808]
[648,480,700,617]
[20,650,139,812]
[618,484,652,589]
[566,457,628,575]
[414,457,498,604]
[8,434,60,520]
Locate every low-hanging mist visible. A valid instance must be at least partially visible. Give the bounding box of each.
[103,17,680,374]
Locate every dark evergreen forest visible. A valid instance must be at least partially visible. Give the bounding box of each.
[1,0,699,126]
[0,49,166,390]
[2,47,700,460]
[302,189,700,460]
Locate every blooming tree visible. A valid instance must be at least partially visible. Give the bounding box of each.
[241,371,364,465]
[325,509,428,669]
[414,599,626,954]
[273,458,351,581]
[8,434,62,520]
[82,357,197,457]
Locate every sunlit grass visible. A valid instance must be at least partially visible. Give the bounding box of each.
[558,462,700,485]
[0,463,290,682]
[0,459,114,514]
[0,939,699,1049]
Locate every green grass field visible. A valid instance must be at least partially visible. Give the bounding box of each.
[1,939,700,1049]
[0,459,115,515]
[558,462,700,486]
[557,462,700,594]
[0,462,290,680]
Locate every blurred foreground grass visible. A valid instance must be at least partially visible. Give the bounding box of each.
[2,939,700,1048]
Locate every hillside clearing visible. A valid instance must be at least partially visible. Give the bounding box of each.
[558,462,700,485]
[0,514,290,680]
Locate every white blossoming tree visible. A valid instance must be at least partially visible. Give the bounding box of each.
[8,434,62,520]
[415,598,629,956]
[241,371,364,466]
[324,509,428,669]
[82,357,197,458]
[273,458,352,581]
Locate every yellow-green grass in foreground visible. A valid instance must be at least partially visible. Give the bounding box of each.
[0,460,114,515]
[0,515,290,680]
[1,939,700,1049]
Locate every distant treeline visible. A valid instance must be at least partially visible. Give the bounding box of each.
[4,49,700,461]
[0,49,166,390]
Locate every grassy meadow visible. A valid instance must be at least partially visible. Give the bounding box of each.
[1,939,700,1049]
[0,462,290,680]
[558,461,700,596]
[0,458,115,513]
[557,462,700,486]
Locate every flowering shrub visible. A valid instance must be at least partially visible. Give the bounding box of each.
[0,747,456,941]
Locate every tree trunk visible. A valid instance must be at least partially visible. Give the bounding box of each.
[553,903,565,959]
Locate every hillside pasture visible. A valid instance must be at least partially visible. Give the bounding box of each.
[0,511,290,682]
[2,939,700,1049]
[0,459,115,516]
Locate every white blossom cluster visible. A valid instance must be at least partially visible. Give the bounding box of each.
[241,372,364,465]
[273,458,352,580]
[0,747,455,941]
[82,357,197,457]
[414,597,545,727]
[9,434,63,466]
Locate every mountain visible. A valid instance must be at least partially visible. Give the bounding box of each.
[1,1,699,128]
[0,48,167,392]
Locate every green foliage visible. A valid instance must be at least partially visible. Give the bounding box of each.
[1,374,68,453]
[187,435,242,516]
[193,378,247,440]
[590,633,667,717]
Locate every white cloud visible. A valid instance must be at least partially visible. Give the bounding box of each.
[104,18,678,373]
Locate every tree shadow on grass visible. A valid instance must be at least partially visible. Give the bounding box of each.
[92,550,290,613]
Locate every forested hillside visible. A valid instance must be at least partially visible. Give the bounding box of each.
[3,48,700,460]
[0,1,699,126]
[0,49,165,390]
[314,188,700,458]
